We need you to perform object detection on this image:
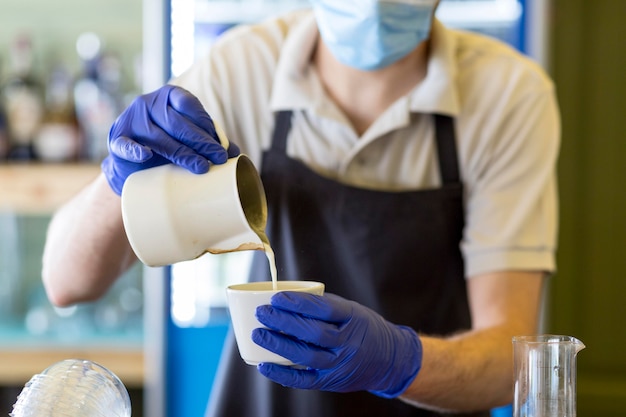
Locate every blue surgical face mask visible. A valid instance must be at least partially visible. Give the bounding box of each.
[310,0,438,71]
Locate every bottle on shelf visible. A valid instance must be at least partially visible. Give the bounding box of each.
[73,32,121,163]
[1,33,45,161]
[34,64,82,162]
[0,104,9,161]
[0,57,9,160]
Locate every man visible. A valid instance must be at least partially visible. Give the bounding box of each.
[42,0,559,415]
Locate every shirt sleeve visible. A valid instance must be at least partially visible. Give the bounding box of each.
[461,87,561,278]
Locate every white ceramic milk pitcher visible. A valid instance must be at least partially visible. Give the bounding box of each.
[121,154,267,267]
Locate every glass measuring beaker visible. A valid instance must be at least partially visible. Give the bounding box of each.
[513,335,585,417]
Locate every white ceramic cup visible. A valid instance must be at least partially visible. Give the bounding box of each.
[121,154,267,267]
[226,281,325,366]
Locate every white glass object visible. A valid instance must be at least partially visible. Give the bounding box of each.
[11,359,131,417]
[513,335,585,417]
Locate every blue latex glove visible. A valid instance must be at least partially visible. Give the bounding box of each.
[253,292,423,398]
[101,85,240,195]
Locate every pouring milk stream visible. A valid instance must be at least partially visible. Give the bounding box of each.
[201,121,278,289]
[209,122,277,289]
[254,231,278,290]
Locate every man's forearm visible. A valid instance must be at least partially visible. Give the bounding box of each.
[401,327,517,412]
[400,271,545,412]
[42,174,136,306]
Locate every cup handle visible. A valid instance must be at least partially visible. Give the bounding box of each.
[213,120,230,151]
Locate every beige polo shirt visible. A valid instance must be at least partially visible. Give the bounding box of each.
[173,9,560,279]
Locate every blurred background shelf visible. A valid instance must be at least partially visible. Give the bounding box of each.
[0,164,100,214]
[0,162,145,416]
[1,0,143,414]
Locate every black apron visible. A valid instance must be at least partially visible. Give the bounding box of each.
[206,111,489,417]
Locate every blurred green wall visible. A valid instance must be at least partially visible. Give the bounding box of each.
[550,0,626,414]
[0,0,142,90]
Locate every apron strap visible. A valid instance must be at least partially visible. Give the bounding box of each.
[270,110,294,153]
[270,111,460,185]
[434,114,460,185]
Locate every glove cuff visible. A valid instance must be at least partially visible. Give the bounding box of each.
[369,326,422,399]
[101,156,124,196]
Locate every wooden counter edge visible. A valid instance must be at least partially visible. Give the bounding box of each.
[0,348,144,387]
[0,163,101,214]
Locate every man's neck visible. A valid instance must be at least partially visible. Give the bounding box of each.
[313,40,430,136]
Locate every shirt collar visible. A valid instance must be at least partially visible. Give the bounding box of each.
[407,19,460,116]
[270,13,460,117]
[269,12,320,112]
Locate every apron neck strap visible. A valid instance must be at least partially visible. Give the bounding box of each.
[270,110,293,153]
[434,114,460,185]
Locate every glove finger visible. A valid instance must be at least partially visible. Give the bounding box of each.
[141,133,212,174]
[257,363,327,391]
[256,304,344,348]
[108,136,153,163]
[167,109,229,159]
[157,86,229,161]
[167,86,219,138]
[226,141,241,158]
[152,107,228,164]
[125,123,212,174]
[252,328,339,369]
[101,156,125,196]
[109,104,214,172]
[270,292,353,323]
